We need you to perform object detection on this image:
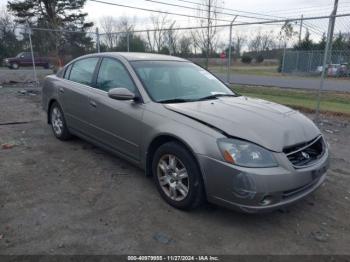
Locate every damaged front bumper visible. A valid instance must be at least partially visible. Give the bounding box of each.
[197,148,330,213]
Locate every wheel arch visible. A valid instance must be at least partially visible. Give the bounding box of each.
[145,133,208,203]
[145,134,201,177]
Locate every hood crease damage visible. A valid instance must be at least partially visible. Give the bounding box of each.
[164,96,320,152]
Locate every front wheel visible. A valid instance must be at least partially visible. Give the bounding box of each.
[11,63,19,69]
[49,102,72,140]
[152,142,204,210]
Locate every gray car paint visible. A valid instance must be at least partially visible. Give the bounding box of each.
[42,52,329,212]
[164,96,320,152]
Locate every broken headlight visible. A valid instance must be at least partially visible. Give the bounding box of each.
[217,138,278,168]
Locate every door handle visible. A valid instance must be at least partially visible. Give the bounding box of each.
[58,87,64,93]
[89,100,97,108]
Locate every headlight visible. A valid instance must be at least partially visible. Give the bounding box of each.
[217,138,277,168]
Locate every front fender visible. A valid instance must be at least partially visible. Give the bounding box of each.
[139,104,225,170]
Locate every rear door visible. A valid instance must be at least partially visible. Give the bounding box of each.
[88,57,144,161]
[21,52,33,66]
[58,57,99,135]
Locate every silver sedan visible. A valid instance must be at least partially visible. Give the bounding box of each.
[42,52,329,212]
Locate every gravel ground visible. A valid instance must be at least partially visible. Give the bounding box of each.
[0,68,53,84]
[0,85,349,255]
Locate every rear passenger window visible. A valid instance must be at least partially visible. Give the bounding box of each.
[69,58,99,86]
[96,58,136,92]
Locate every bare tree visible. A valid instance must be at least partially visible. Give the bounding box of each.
[146,14,172,52]
[191,0,221,68]
[164,21,178,55]
[232,35,246,58]
[248,30,276,55]
[179,35,192,56]
[100,16,135,50]
[278,21,297,48]
[100,16,118,49]
[146,30,154,52]
[117,16,134,33]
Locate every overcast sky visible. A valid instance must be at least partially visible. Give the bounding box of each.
[1,0,349,39]
[1,0,348,25]
[83,0,348,27]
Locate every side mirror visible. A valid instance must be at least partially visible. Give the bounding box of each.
[108,87,136,101]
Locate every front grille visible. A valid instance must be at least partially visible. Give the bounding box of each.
[284,136,325,168]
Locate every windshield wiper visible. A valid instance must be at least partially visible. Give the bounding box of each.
[196,93,236,101]
[158,98,193,103]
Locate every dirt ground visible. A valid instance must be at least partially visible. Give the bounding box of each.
[0,85,349,255]
[0,68,53,84]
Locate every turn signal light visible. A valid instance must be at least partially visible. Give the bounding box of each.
[223,150,235,164]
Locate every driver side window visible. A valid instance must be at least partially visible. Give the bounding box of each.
[96,58,136,92]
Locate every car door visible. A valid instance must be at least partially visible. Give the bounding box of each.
[20,52,32,66]
[88,57,144,161]
[58,57,99,135]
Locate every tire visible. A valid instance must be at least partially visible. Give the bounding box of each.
[152,142,204,210]
[49,102,72,141]
[11,63,19,69]
[43,63,50,69]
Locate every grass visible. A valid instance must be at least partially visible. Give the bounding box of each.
[231,85,350,116]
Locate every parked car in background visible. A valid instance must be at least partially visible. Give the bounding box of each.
[42,52,329,213]
[3,52,51,69]
[338,63,349,77]
[316,63,349,77]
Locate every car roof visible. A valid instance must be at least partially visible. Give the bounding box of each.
[82,52,189,62]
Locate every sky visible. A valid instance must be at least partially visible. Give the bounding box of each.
[1,0,349,43]
[1,0,349,26]
[82,0,349,26]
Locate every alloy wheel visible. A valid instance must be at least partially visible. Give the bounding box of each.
[157,154,189,201]
[51,107,64,136]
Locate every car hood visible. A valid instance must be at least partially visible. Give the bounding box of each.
[164,96,320,152]
[3,57,16,62]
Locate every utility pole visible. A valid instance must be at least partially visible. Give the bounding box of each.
[315,0,338,121]
[96,27,100,53]
[127,32,130,52]
[298,14,303,44]
[206,0,211,69]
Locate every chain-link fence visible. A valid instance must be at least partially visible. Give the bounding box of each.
[1,12,350,117]
[0,23,99,85]
[281,15,350,77]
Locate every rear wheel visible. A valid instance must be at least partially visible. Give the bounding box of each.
[152,142,204,210]
[50,102,72,140]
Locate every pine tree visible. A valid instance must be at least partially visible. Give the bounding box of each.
[7,0,94,65]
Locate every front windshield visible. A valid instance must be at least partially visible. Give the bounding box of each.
[131,61,235,102]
